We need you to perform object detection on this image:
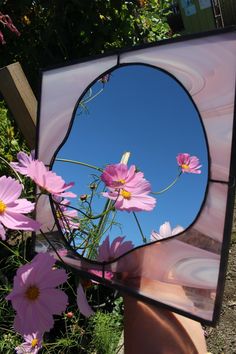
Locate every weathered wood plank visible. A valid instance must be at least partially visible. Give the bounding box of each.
[0,62,37,149]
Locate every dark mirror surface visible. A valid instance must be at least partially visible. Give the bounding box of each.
[51,64,208,261]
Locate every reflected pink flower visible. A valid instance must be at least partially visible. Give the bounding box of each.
[101,163,138,189]
[0,176,40,232]
[15,332,43,354]
[0,223,6,240]
[102,163,156,211]
[97,235,134,261]
[10,151,35,176]
[54,198,80,231]
[151,221,184,241]
[177,153,202,174]
[76,284,94,318]
[27,160,76,198]
[103,183,156,212]
[6,253,68,335]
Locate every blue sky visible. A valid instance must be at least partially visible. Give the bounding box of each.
[53,65,208,248]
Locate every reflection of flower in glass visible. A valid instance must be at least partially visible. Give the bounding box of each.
[177,153,202,174]
[27,160,76,198]
[15,332,43,354]
[101,163,140,189]
[0,176,40,232]
[10,151,35,176]
[6,253,68,335]
[97,235,134,261]
[151,221,184,241]
[103,184,156,212]
[54,198,80,231]
[102,163,156,211]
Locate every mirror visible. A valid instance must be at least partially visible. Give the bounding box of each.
[51,64,208,261]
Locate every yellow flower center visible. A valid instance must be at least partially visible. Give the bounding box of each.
[181,164,190,170]
[31,338,38,347]
[120,189,131,199]
[0,200,6,214]
[117,179,126,184]
[25,285,40,301]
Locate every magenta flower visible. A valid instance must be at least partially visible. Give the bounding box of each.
[177,153,202,174]
[0,176,40,232]
[0,12,20,36]
[97,235,134,262]
[151,221,184,241]
[6,253,68,335]
[10,151,35,176]
[103,183,156,212]
[15,332,43,354]
[54,197,80,231]
[27,160,76,198]
[102,163,156,211]
[0,223,6,240]
[101,163,139,189]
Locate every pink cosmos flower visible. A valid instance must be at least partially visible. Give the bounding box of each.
[103,182,156,212]
[101,163,142,189]
[150,221,184,241]
[10,151,35,176]
[6,253,68,335]
[0,223,6,240]
[27,160,76,198]
[0,176,40,232]
[97,235,134,262]
[15,332,43,354]
[177,153,202,174]
[53,197,80,231]
[101,163,156,211]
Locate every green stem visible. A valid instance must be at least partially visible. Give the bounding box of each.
[55,158,103,172]
[133,212,147,244]
[0,156,24,186]
[0,240,28,263]
[152,171,182,195]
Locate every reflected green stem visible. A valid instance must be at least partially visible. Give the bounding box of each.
[152,170,182,195]
[133,212,147,244]
[82,87,104,105]
[55,158,103,172]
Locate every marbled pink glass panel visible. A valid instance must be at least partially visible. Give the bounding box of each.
[38,56,117,165]
[120,32,236,182]
[35,32,236,322]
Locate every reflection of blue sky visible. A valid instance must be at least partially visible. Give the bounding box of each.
[53,65,208,248]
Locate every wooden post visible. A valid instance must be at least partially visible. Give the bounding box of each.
[1,63,207,354]
[0,62,37,149]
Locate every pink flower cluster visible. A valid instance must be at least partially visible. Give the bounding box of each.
[101,163,156,212]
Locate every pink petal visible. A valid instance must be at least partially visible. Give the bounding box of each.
[7,199,35,214]
[76,284,94,317]
[0,176,22,203]
[0,212,41,231]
